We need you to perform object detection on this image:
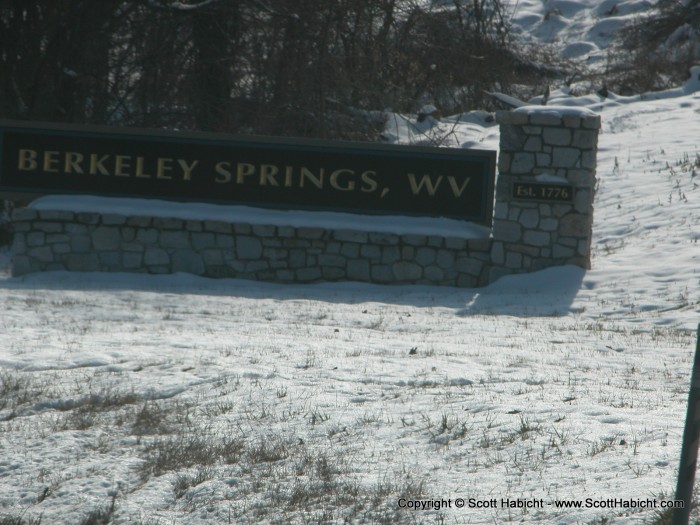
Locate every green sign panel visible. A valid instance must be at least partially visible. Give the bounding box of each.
[0,120,496,224]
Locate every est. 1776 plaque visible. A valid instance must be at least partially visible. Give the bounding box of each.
[512,181,574,203]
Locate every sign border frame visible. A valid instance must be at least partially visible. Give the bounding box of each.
[0,119,497,225]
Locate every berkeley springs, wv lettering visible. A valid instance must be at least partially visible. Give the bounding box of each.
[15,148,474,199]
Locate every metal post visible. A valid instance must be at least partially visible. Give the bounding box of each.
[673,324,700,525]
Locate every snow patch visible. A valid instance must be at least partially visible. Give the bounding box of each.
[30,195,491,239]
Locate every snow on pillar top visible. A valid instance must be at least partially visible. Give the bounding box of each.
[496,106,601,130]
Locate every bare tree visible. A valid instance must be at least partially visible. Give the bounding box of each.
[0,0,545,139]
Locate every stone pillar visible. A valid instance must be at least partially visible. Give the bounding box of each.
[490,106,601,282]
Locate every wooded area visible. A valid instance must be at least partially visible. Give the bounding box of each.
[0,0,541,140]
[1,0,695,140]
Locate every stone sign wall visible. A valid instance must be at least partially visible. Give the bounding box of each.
[9,106,601,287]
[489,107,601,282]
[11,209,492,287]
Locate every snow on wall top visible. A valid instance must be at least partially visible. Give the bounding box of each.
[513,105,599,119]
[28,195,492,239]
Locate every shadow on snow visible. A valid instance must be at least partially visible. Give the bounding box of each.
[0,250,586,318]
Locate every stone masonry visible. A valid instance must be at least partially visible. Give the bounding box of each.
[10,208,492,287]
[489,106,601,283]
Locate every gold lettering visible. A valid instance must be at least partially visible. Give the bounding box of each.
[177,159,198,181]
[361,171,378,193]
[447,176,470,197]
[114,155,131,177]
[64,152,84,174]
[18,149,37,170]
[42,151,60,173]
[215,161,232,183]
[407,173,443,196]
[284,166,294,187]
[156,158,173,179]
[135,157,151,178]
[260,164,279,186]
[329,169,355,191]
[236,163,256,183]
[300,167,324,189]
[89,154,110,175]
[516,184,533,197]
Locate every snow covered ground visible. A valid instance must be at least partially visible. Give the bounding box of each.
[510,0,655,61]
[3,2,700,524]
